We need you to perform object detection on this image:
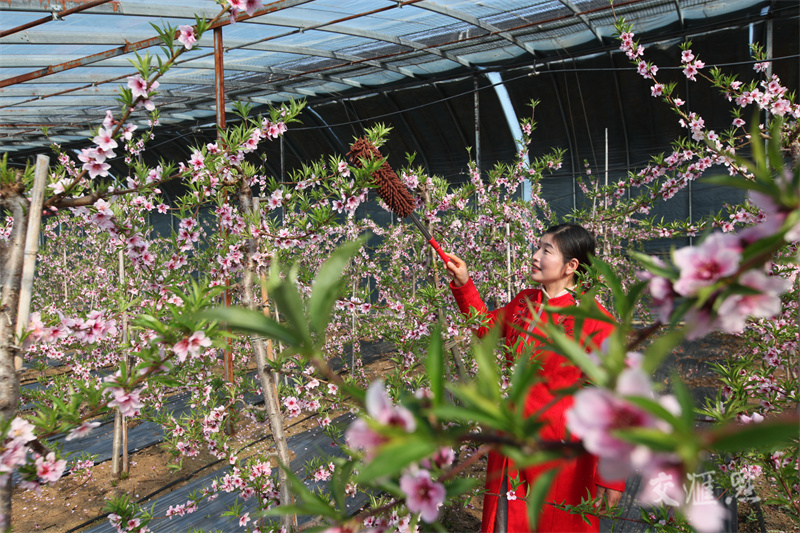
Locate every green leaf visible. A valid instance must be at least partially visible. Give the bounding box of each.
[611,427,677,452]
[268,261,311,349]
[308,236,366,335]
[709,417,799,452]
[329,459,356,513]
[431,403,506,428]
[703,174,775,196]
[356,438,438,483]
[444,383,506,424]
[507,346,541,410]
[527,467,558,530]
[504,447,562,470]
[624,395,683,431]
[592,259,631,319]
[472,325,502,404]
[425,324,445,408]
[260,463,340,519]
[544,325,607,385]
[670,373,696,432]
[641,330,685,375]
[201,307,300,346]
[740,231,786,266]
[445,477,480,498]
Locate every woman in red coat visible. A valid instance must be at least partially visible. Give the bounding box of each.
[445,224,625,533]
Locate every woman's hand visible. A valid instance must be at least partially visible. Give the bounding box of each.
[444,253,469,287]
[595,487,624,512]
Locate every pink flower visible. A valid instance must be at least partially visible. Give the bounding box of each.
[35,452,67,484]
[8,417,36,443]
[739,412,764,424]
[189,151,205,170]
[566,369,657,480]
[107,387,144,418]
[673,232,741,297]
[400,469,446,523]
[365,380,416,431]
[66,420,101,441]
[427,447,455,469]
[229,0,262,16]
[681,50,695,63]
[127,74,158,100]
[639,467,684,506]
[345,381,417,458]
[82,159,111,179]
[238,513,250,527]
[93,127,118,152]
[648,275,676,323]
[754,61,770,73]
[650,84,664,97]
[173,331,212,362]
[0,439,28,474]
[684,499,728,533]
[715,270,789,333]
[177,25,196,50]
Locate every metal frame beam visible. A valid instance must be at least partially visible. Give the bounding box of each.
[405,0,538,58]
[0,0,469,89]
[555,0,605,44]
[0,0,115,39]
[0,31,415,79]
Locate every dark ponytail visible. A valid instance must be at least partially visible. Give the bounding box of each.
[544,224,596,276]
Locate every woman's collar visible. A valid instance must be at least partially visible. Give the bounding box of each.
[542,285,576,300]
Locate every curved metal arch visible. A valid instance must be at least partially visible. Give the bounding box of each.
[381,90,431,172]
[0,0,470,81]
[305,106,347,154]
[555,0,604,44]
[404,0,538,57]
[429,81,469,151]
[249,14,473,68]
[0,30,419,81]
[0,53,368,91]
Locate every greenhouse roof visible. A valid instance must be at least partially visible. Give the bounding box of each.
[0,0,773,152]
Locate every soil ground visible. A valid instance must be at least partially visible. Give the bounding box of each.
[12,333,798,532]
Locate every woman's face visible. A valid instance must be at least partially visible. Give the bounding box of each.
[531,233,575,288]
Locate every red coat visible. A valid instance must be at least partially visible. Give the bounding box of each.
[451,278,626,533]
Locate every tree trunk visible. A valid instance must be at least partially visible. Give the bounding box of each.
[236,180,296,530]
[0,193,27,527]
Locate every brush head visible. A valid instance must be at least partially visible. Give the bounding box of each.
[347,137,415,219]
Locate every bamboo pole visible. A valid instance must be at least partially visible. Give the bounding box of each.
[351,278,357,371]
[0,191,27,523]
[111,411,122,477]
[111,249,128,477]
[14,154,49,371]
[254,197,281,392]
[604,128,609,257]
[506,221,511,300]
[238,181,296,531]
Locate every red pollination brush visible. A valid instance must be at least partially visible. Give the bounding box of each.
[348,137,451,265]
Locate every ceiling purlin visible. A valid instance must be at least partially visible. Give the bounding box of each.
[0,32,416,80]
[554,0,605,44]
[407,0,538,58]
[0,0,446,128]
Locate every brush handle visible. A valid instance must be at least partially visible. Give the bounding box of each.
[409,212,451,264]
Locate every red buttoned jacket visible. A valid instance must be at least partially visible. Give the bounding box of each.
[451,278,626,533]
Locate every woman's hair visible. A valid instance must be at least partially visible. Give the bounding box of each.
[544,224,596,276]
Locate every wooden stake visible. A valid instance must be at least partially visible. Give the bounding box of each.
[15,154,49,370]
